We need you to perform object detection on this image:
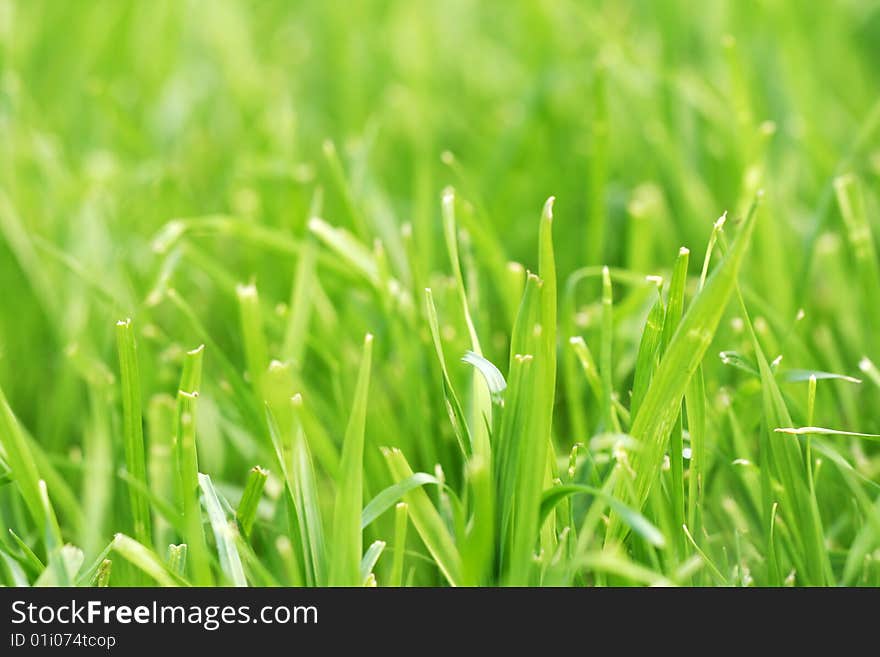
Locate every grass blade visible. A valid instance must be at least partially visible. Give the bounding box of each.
[167,544,187,578]
[382,447,462,586]
[442,188,492,460]
[389,502,408,587]
[630,284,665,418]
[115,318,152,547]
[236,283,269,397]
[199,473,247,587]
[0,385,45,530]
[111,534,188,587]
[424,288,472,457]
[236,465,268,538]
[610,197,760,537]
[507,197,557,584]
[329,333,373,586]
[361,472,443,529]
[290,394,328,586]
[540,484,666,548]
[600,265,616,432]
[175,344,212,585]
[360,540,385,585]
[775,426,880,440]
[661,246,690,558]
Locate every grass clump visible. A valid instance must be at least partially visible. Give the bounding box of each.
[2,0,880,587]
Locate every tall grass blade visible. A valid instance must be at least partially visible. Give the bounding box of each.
[610,197,760,538]
[115,318,153,547]
[329,333,373,586]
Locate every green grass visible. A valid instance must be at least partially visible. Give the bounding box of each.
[1,0,880,587]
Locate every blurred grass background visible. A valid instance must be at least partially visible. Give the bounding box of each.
[3,0,879,432]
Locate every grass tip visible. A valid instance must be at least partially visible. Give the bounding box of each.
[442,186,455,206]
[542,196,555,220]
[678,246,690,256]
[145,289,164,307]
[833,173,855,190]
[151,219,185,254]
[235,282,257,298]
[187,344,205,356]
[291,393,303,406]
[268,359,286,372]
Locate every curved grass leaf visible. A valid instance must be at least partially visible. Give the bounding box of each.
[359,540,385,585]
[111,534,188,587]
[540,484,665,548]
[361,472,443,529]
[775,426,880,440]
[461,350,506,402]
[382,447,462,586]
[781,369,861,384]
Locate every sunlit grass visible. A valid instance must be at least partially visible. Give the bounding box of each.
[1,0,880,587]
